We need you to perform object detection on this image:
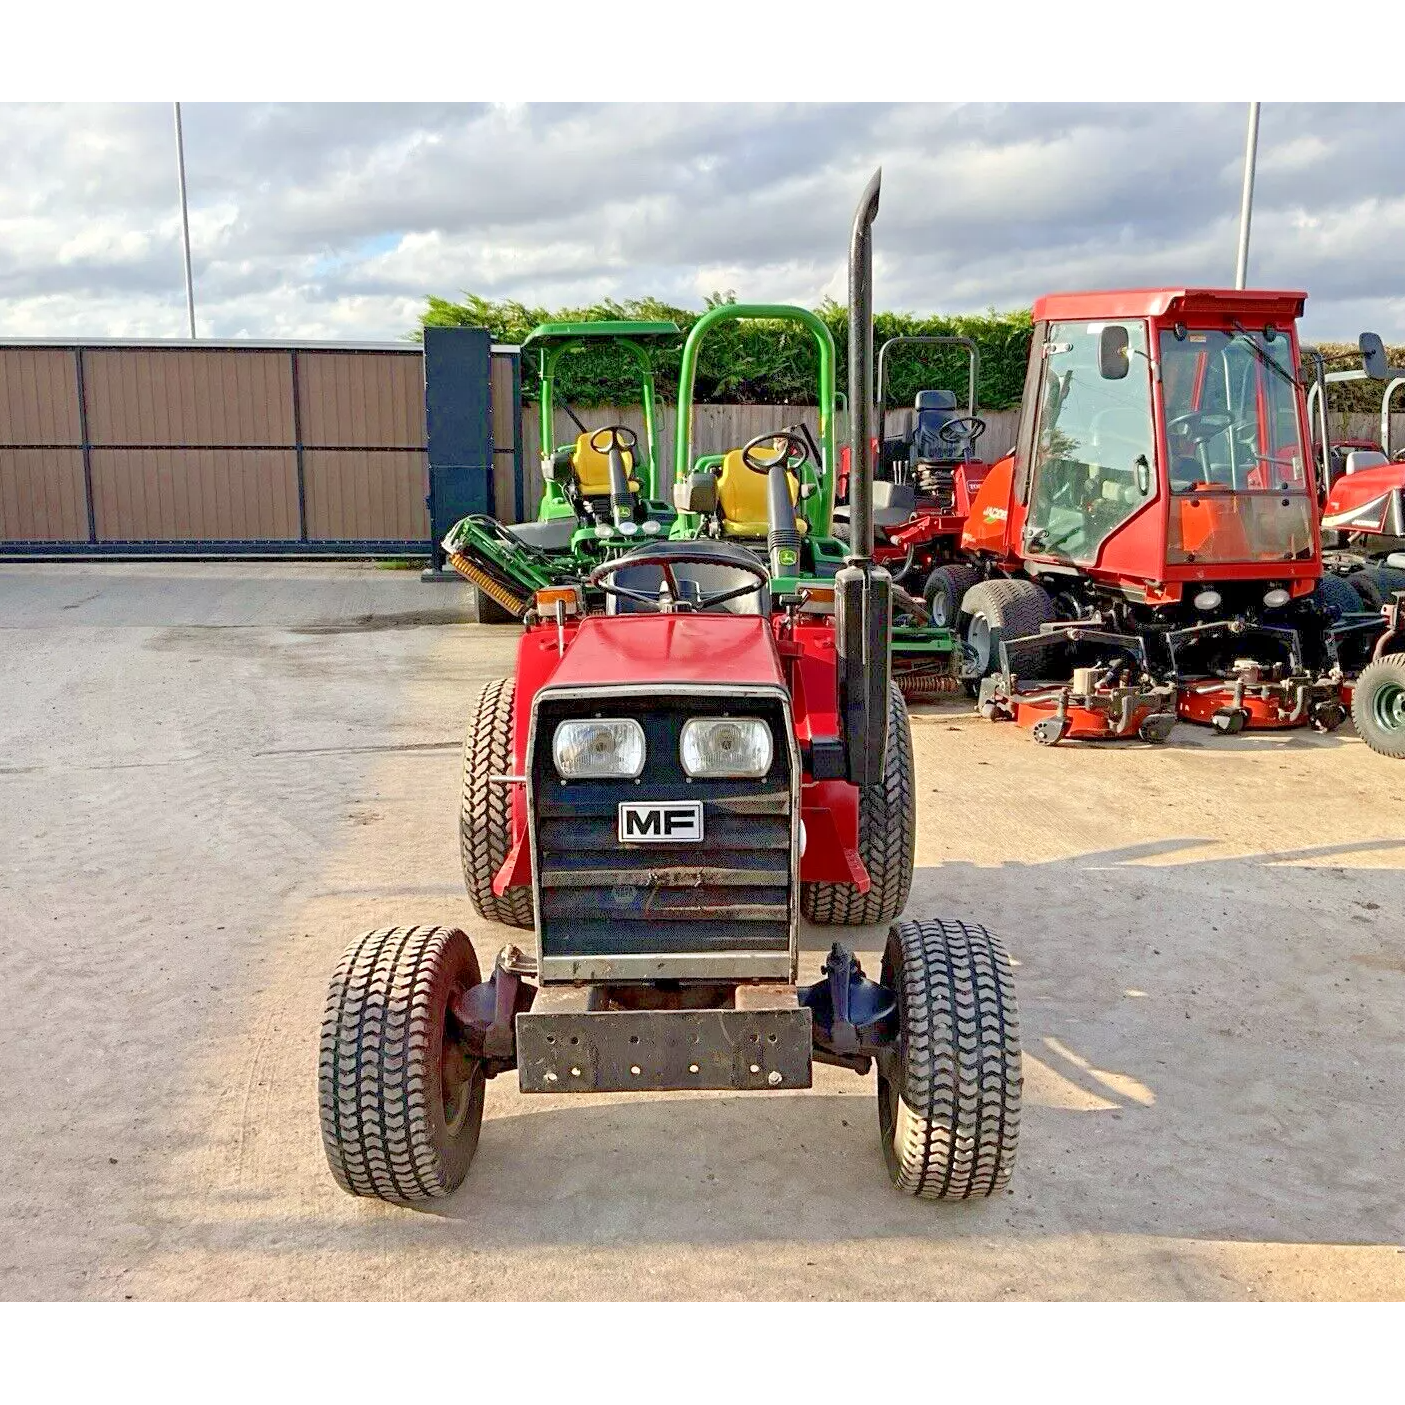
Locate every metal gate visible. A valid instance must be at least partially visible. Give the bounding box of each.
[0,338,521,559]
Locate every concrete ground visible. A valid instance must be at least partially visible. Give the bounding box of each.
[0,561,1402,1301]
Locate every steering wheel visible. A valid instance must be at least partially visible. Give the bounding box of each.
[741,429,809,477]
[588,548,771,613]
[588,424,638,455]
[937,414,987,446]
[1167,411,1233,443]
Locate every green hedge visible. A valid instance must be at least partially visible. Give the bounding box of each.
[1312,342,1405,415]
[418,294,1035,410]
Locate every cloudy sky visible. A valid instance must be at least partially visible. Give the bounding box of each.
[2,101,1403,344]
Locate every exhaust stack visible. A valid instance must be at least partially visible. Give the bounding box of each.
[835,168,893,788]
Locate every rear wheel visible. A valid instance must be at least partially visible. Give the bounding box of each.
[960,578,1056,678]
[1316,572,1365,620]
[461,677,533,928]
[802,681,915,926]
[1347,565,1405,611]
[1351,653,1405,759]
[319,925,486,1203]
[923,563,982,628]
[877,918,1021,1198]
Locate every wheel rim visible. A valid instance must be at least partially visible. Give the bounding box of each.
[967,613,991,672]
[1372,679,1405,732]
[930,587,953,627]
[441,1022,479,1138]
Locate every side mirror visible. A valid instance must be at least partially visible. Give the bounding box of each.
[1099,324,1130,380]
[1360,331,1388,379]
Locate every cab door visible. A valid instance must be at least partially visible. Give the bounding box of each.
[1022,320,1157,566]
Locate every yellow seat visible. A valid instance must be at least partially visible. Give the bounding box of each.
[572,432,639,497]
[715,447,806,538]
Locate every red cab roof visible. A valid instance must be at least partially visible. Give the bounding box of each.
[1031,288,1307,323]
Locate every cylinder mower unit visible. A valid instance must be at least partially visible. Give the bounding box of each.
[1164,615,1347,733]
[317,169,1025,1210]
[974,624,1177,744]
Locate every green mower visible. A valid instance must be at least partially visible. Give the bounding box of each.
[443,319,682,616]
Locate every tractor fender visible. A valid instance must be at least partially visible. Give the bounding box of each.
[800,780,870,890]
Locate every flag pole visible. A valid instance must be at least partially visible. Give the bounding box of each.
[174,102,197,338]
[1234,102,1261,290]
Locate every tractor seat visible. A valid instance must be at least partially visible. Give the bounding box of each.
[572,431,641,498]
[508,517,577,552]
[603,538,770,616]
[715,447,807,538]
[911,389,960,464]
[1345,450,1390,474]
[833,480,917,532]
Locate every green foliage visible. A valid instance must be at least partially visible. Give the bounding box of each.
[417,293,1035,410]
[1313,342,1405,415]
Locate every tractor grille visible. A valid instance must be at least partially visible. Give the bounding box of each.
[530,693,794,974]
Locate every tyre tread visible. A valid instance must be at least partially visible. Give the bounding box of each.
[884,917,1021,1199]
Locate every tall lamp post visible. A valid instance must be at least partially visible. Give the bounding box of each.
[1234,101,1261,291]
[174,101,197,338]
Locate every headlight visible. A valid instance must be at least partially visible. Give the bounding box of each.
[1193,589,1222,612]
[553,719,645,779]
[617,520,639,536]
[1263,587,1290,609]
[641,519,662,535]
[680,717,773,778]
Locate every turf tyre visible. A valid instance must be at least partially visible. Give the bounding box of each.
[1351,653,1405,759]
[1316,572,1366,619]
[877,917,1021,1199]
[1346,565,1405,611]
[319,924,486,1204]
[960,578,1056,678]
[461,677,533,928]
[801,681,915,926]
[923,563,982,629]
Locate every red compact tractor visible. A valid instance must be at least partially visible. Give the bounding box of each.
[317,172,1023,1207]
[940,288,1401,745]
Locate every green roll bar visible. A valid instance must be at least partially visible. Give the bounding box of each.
[524,320,680,503]
[673,304,837,538]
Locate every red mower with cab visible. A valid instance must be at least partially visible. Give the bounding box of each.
[949,288,1398,745]
[317,171,1023,1208]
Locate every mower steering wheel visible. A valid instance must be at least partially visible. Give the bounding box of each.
[588,424,639,455]
[937,414,987,446]
[588,548,771,613]
[741,430,809,477]
[1167,411,1233,443]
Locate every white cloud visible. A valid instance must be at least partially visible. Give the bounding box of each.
[0,101,1403,343]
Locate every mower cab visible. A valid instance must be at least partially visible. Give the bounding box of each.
[318,169,1025,1209]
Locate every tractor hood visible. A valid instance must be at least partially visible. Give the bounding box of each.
[1323,461,1405,535]
[545,613,785,691]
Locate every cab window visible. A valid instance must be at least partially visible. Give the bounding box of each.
[1024,320,1156,565]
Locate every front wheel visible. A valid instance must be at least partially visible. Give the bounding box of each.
[1352,654,1405,759]
[319,925,486,1203]
[960,578,1056,679]
[877,918,1021,1198]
